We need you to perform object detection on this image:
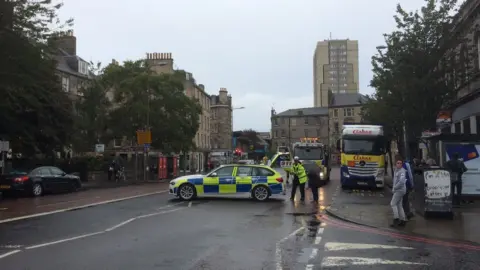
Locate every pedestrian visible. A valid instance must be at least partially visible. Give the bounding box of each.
[446,152,468,206]
[307,164,322,203]
[402,158,415,219]
[391,158,407,227]
[290,156,307,202]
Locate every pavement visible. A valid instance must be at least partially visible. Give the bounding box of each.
[326,168,480,244]
[0,168,479,269]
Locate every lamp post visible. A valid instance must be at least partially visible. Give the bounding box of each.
[231,106,245,161]
[376,45,409,160]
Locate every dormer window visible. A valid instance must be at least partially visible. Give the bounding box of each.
[78,60,88,75]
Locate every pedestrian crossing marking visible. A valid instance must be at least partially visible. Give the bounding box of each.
[324,242,414,251]
[321,256,428,267]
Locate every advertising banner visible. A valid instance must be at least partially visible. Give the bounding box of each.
[445,143,480,195]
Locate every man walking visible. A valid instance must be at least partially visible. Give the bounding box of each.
[402,159,415,219]
[447,153,468,206]
[290,156,307,202]
[307,164,322,203]
[391,158,407,227]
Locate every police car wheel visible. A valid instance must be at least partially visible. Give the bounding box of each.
[178,183,196,201]
[252,186,270,201]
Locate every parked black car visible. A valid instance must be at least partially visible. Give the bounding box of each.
[0,166,81,197]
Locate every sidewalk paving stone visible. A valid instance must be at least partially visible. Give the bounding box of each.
[326,181,480,243]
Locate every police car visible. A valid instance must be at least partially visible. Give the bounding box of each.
[169,164,284,201]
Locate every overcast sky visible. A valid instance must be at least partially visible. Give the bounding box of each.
[59,0,423,132]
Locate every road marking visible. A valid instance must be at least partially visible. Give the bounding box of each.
[309,248,318,259]
[19,204,187,253]
[36,196,102,208]
[26,232,104,250]
[0,250,21,259]
[275,227,305,270]
[0,190,168,224]
[321,256,428,266]
[104,218,136,232]
[317,228,324,234]
[324,242,414,251]
[314,236,322,245]
[188,201,192,207]
[305,264,313,270]
[0,245,22,249]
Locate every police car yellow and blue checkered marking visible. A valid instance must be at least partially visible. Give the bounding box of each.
[171,175,283,195]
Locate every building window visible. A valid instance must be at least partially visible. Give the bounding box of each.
[273,118,278,125]
[454,122,461,134]
[304,117,309,125]
[275,130,278,138]
[291,118,296,126]
[62,77,69,92]
[334,122,339,133]
[316,116,322,124]
[281,130,286,137]
[78,61,88,75]
[344,108,354,117]
[333,109,338,118]
[463,118,471,134]
[340,90,346,93]
[304,129,309,137]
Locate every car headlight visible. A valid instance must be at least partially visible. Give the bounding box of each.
[319,172,324,179]
[170,181,175,185]
[342,172,350,178]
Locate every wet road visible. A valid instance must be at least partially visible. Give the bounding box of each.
[0,169,480,269]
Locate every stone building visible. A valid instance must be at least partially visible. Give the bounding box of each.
[270,107,329,151]
[144,52,211,172]
[328,93,367,163]
[440,0,480,135]
[49,31,93,102]
[210,88,233,152]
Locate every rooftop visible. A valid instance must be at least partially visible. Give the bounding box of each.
[330,93,367,107]
[275,107,329,117]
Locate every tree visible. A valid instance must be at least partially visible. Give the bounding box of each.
[364,0,473,156]
[100,60,202,153]
[0,0,75,156]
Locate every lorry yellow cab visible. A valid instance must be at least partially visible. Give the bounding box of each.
[337,125,386,189]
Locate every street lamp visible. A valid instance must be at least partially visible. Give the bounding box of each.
[375,45,409,159]
[231,106,245,159]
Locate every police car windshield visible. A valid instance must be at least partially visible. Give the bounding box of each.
[294,147,323,160]
[343,139,384,155]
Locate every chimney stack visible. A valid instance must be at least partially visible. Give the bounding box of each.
[48,30,77,55]
[219,87,228,104]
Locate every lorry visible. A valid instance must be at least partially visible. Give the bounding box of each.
[269,138,330,184]
[337,125,386,189]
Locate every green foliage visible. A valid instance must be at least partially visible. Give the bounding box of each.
[364,0,472,143]
[0,0,75,156]
[77,60,202,153]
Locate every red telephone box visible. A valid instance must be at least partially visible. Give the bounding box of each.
[158,156,167,179]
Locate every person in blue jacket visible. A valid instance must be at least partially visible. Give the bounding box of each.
[402,158,415,219]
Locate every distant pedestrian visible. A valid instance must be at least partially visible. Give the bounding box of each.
[290,156,307,202]
[447,152,468,206]
[402,159,415,219]
[390,158,407,227]
[307,164,322,203]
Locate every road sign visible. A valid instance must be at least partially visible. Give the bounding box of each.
[95,144,105,153]
[0,141,9,152]
[137,130,152,145]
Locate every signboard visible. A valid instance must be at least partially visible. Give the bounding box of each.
[136,130,152,145]
[436,111,452,125]
[445,143,480,195]
[95,144,105,153]
[0,141,9,152]
[423,169,452,212]
[280,161,293,168]
[342,125,383,136]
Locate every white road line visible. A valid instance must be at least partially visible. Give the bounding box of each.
[324,242,414,251]
[0,190,168,224]
[320,222,326,227]
[104,218,136,232]
[20,204,188,253]
[314,236,322,245]
[317,228,324,234]
[276,227,305,270]
[321,256,428,266]
[0,245,22,249]
[0,250,21,259]
[305,264,314,270]
[309,248,318,259]
[26,232,104,250]
[188,201,192,207]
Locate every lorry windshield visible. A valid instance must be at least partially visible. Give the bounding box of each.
[342,138,384,155]
[294,147,323,160]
